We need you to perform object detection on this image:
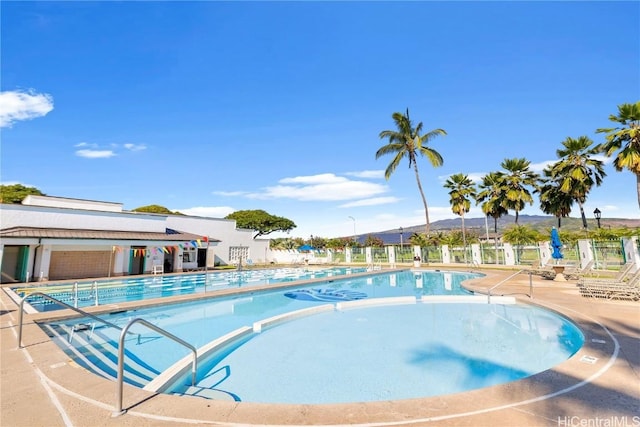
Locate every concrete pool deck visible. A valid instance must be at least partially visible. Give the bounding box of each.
[1,266,639,426]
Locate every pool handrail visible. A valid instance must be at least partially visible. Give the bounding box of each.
[487,270,532,303]
[113,317,198,416]
[17,291,136,348]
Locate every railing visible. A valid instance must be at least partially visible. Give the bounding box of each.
[486,269,533,303]
[72,281,99,308]
[17,292,134,348]
[113,318,198,416]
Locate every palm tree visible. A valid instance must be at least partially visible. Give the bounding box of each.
[444,173,477,263]
[499,158,539,224]
[550,136,605,229]
[595,101,640,209]
[476,171,509,233]
[502,225,540,264]
[537,166,574,228]
[377,109,446,235]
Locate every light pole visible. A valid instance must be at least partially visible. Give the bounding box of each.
[399,226,404,262]
[348,216,356,245]
[593,208,602,228]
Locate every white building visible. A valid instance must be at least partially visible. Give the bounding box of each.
[0,195,270,283]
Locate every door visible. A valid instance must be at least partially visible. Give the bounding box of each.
[129,246,146,275]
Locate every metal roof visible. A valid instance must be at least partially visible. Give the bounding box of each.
[0,227,219,243]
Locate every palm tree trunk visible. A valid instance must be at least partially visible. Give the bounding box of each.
[636,172,640,210]
[578,201,587,229]
[461,214,467,264]
[412,162,430,235]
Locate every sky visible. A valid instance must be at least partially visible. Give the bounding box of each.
[1,1,639,240]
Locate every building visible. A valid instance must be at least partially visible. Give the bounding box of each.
[0,195,270,283]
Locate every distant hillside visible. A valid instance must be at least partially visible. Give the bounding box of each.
[355,214,640,244]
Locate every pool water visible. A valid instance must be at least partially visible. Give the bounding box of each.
[17,266,368,312]
[42,270,584,404]
[184,302,583,403]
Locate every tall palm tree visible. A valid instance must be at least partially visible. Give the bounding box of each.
[476,171,509,233]
[499,158,539,224]
[537,166,574,228]
[444,173,477,263]
[596,101,640,209]
[550,136,606,229]
[377,109,446,235]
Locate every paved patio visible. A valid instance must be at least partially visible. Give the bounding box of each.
[1,267,639,426]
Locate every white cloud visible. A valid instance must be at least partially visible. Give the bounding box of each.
[174,206,235,218]
[124,143,147,152]
[215,172,389,202]
[529,160,555,173]
[75,149,116,159]
[213,190,249,196]
[346,170,385,179]
[338,196,401,208]
[74,142,145,158]
[279,173,348,185]
[0,89,54,128]
[248,180,388,201]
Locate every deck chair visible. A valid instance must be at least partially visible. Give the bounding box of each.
[529,260,557,280]
[579,270,640,301]
[563,260,595,280]
[578,262,634,285]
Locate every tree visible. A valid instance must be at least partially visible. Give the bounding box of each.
[537,166,574,228]
[364,235,384,247]
[499,158,539,224]
[225,209,296,239]
[0,184,45,203]
[377,108,446,235]
[476,172,509,233]
[132,204,183,215]
[502,225,540,264]
[550,136,605,229]
[443,173,477,263]
[595,101,640,209]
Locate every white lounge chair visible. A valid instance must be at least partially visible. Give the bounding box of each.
[579,270,640,301]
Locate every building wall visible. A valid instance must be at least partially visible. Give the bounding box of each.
[164,215,270,266]
[49,250,112,281]
[22,195,123,212]
[0,204,165,233]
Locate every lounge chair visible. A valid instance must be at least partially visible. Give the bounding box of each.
[529,260,557,280]
[578,262,634,284]
[579,270,640,301]
[563,260,595,280]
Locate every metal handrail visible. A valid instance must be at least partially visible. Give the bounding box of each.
[113,318,198,416]
[487,269,532,303]
[17,291,132,348]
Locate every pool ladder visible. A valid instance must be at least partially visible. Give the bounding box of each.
[72,281,99,308]
[16,292,198,417]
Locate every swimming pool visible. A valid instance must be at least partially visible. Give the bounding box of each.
[15,266,368,312]
[41,270,584,404]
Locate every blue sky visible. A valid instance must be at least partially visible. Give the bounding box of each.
[2,1,639,239]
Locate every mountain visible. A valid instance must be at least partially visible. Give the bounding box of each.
[355,214,640,244]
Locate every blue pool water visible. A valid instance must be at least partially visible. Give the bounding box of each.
[16,266,367,312]
[42,270,584,404]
